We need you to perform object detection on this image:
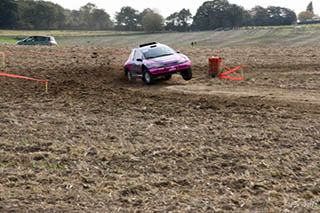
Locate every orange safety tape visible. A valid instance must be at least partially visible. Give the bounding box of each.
[5,51,84,56]
[0,72,48,92]
[0,72,46,83]
[218,64,248,81]
[221,63,242,78]
[218,75,244,81]
[5,51,130,56]
[219,65,241,76]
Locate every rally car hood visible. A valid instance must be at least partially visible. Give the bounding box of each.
[144,53,187,65]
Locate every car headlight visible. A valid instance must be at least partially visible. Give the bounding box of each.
[178,57,188,64]
[150,63,164,68]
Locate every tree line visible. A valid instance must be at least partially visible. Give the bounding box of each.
[297,1,320,24]
[0,0,113,30]
[1,0,299,32]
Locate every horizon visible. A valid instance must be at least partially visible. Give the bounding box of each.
[48,0,318,19]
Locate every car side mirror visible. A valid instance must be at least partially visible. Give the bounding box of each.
[137,58,143,62]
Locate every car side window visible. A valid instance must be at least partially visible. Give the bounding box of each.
[26,37,34,42]
[134,50,142,61]
[129,50,135,61]
[36,37,47,41]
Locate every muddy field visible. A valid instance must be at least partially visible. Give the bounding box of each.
[0,43,320,212]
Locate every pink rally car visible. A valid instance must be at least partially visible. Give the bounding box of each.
[124,42,192,84]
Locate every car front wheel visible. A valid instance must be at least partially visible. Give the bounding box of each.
[125,69,135,82]
[143,70,155,84]
[181,68,192,81]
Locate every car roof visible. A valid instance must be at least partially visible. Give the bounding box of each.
[26,35,54,38]
[138,42,167,51]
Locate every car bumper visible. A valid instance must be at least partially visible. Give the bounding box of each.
[149,61,191,75]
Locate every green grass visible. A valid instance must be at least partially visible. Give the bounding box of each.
[2,26,320,47]
[0,37,17,44]
[0,30,145,46]
[0,30,132,37]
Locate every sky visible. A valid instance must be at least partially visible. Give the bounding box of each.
[48,0,318,18]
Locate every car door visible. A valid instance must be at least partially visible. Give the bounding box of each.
[34,36,42,45]
[34,36,45,45]
[133,49,143,74]
[126,50,135,71]
[40,36,50,45]
[24,36,35,45]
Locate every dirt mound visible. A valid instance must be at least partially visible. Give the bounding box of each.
[0,44,320,212]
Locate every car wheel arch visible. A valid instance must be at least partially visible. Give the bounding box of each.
[141,65,148,74]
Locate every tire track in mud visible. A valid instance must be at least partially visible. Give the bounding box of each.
[165,83,320,105]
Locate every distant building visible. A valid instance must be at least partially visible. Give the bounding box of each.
[312,15,320,20]
[298,15,320,25]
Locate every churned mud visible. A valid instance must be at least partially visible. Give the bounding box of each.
[0,44,320,212]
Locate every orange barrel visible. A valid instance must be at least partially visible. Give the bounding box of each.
[208,57,222,77]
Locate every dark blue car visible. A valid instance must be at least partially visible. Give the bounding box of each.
[124,42,192,84]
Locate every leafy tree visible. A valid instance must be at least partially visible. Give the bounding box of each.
[64,9,81,29]
[142,12,164,32]
[16,0,34,29]
[50,3,67,29]
[242,10,254,26]
[226,4,247,27]
[166,8,192,31]
[90,8,113,30]
[251,6,269,26]
[19,1,65,29]
[138,8,154,30]
[0,0,18,29]
[166,12,179,31]
[115,6,139,31]
[307,1,314,14]
[78,3,97,29]
[298,11,314,22]
[192,1,296,29]
[12,1,112,30]
[78,3,113,30]
[177,9,192,31]
[267,6,296,26]
[193,0,247,30]
[251,6,296,26]
[193,0,230,30]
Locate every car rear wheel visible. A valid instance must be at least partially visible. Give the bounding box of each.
[143,70,155,84]
[164,73,172,80]
[125,69,135,82]
[181,68,192,81]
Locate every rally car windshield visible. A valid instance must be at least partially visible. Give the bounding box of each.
[143,46,175,59]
